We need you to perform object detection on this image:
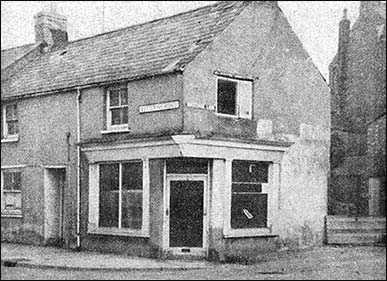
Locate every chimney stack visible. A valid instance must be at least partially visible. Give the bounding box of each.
[34,11,68,52]
[336,8,351,116]
[338,8,350,53]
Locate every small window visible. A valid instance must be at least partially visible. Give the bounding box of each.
[1,103,19,141]
[231,161,269,229]
[99,162,143,230]
[106,87,129,130]
[216,78,253,119]
[1,171,22,216]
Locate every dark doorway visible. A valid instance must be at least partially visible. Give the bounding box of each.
[169,180,204,248]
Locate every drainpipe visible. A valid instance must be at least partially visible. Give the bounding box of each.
[76,88,82,249]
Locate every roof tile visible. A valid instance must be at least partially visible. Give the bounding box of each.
[1,1,247,99]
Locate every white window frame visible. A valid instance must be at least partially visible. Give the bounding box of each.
[88,159,150,237]
[1,103,19,143]
[1,168,23,218]
[105,86,130,132]
[215,77,253,120]
[223,160,281,238]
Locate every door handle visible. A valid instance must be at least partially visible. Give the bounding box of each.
[166,209,169,216]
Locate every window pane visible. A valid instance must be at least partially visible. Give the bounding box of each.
[121,107,128,125]
[3,173,14,190]
[6,104,17,121]
[99,190,119,228]
[111,108,122,125]
[110,90,120,107]
[13,172,21,191]
[232,161,269,183]
[217,79,237,115]
[100,164,119,191]
[120,89,128,106]
[122,162,142,190]
[4,192,21,211]
[7,121,18,135]
[99,164,119,228]
[121,191,142,229]
[231,193,267,229]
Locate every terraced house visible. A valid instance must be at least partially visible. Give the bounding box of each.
[1,1,330,261]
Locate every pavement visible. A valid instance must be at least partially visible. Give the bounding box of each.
[0,242,212,271]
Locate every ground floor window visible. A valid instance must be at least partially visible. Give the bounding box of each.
[1,170,22,216]
[88,160,149,237]
[231,160,269,229]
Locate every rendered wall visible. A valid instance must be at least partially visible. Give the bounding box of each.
[1,92,78,246]
[80,73,184,143]
[183,1,330,137]
[184,1,330,247]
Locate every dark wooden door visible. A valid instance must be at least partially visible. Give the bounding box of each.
[169,180,204,248]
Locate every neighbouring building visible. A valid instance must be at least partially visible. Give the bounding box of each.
[1,1,330,261]
[329,1,386,219]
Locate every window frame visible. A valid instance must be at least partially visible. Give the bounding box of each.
[1,103,19,143]
[215,77,253,120]
[223,160,280,238]
[106,86,130,132]
[1,168,23,218]
[88,159,150,237]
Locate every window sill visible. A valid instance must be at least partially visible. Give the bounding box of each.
[87,226,149,238]
[1,136,19,143]
[223,228,276,238]
[101,127,130,135]
[216,113,251,120]
[1,212,22,218]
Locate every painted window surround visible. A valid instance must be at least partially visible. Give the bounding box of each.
[88,159,150,237]
[102,85,130,134]
[1,103,19,143]
[223,160,281,238]
[1,165,25,218]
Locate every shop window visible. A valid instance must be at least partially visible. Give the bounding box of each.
[1,170,22,216]
[231,161,269,229]
[99,162,143,230]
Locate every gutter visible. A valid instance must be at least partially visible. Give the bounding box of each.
[76,88,82,249]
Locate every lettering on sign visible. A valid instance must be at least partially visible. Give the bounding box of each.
[139,100,180,114]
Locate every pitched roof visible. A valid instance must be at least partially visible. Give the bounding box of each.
[1,1,248,99]
[1,43,38,70]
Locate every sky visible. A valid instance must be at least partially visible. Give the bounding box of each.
[1,1,364,80]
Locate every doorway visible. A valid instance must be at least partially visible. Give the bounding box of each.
[165,175,208,256]
[44,168,65,246]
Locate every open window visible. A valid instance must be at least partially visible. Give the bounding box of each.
[216,78,253,119]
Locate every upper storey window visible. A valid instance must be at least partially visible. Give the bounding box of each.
[216,77,253,119]
[106,86,129,131]
[1,103,19,142]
